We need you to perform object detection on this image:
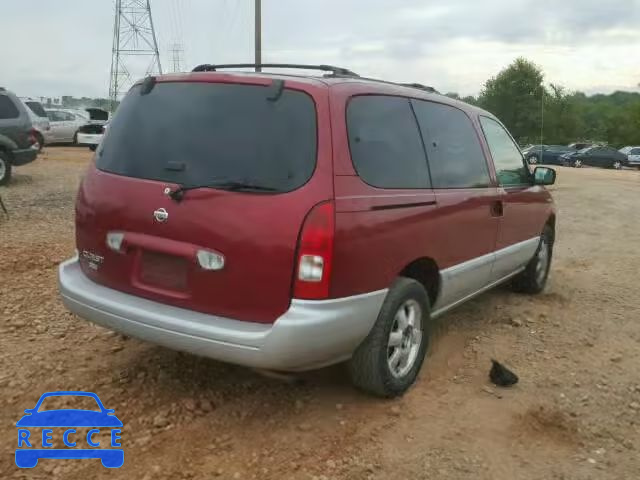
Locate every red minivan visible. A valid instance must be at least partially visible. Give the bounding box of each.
[58,64,556,397]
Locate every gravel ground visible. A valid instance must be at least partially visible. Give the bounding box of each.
[1,147,639,480]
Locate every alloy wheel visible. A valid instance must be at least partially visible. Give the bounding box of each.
[387,299,423,378]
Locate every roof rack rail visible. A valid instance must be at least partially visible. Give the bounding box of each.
[191,63,359,77]
[399,82,438,93]
[330,74,440,94]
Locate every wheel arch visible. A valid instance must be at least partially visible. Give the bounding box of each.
[545,214,556,243]
[398,257,440,307]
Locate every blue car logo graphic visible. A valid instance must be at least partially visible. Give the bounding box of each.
[16,391,123,468]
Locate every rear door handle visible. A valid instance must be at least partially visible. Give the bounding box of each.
[490,200,504,217]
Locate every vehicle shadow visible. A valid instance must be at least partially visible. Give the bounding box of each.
[4,172,34,186]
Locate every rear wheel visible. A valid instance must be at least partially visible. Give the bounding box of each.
[0,151,12,185]
[511,225,553,294]
[72,132,78,145]
[528,155,539,165]
[348,278,430,398]
[35,132,44,152]
[573,159,582,168]
[612,160,622,170]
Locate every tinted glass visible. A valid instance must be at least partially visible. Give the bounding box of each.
[480,116,530,186]
[0,95,20,119]
[347,96,430,189]
[412,100,490,188]
[25,101,47,118]
[97,82,317,192]
[631,148,640,155]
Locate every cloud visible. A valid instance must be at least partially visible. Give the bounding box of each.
[1,0,638,98]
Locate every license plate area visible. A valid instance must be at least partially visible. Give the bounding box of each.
[137,249,189,292]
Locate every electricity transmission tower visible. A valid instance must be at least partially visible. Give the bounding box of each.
[170,43,184,72]
[109,0,162,111]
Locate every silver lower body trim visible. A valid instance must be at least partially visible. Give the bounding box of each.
[58,258,387,372]
[432,267,524,318]
[432,237,540,317]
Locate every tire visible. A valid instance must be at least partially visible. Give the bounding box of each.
[35,132,44,152]
[348,277,430,398]
[0,151,13,186]
[573,159,582,168]
[73,132,78,145]
[528,155,539,165]
[612,160,622,170]
[511,225,554,294]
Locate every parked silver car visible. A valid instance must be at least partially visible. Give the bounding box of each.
[44,109,89,144]
[19,98,50,150]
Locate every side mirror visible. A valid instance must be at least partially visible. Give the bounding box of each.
[534,166,556,186]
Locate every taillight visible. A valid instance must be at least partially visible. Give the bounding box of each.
[293,201,335,300]
[28,129,38,146]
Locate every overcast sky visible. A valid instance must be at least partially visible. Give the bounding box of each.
[2,0,639,99]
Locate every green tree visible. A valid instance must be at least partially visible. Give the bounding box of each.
[477,58,544,145]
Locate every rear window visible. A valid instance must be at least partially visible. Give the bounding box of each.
[26,101,47,118]
[97,82,317,192]
[0,95,20,119]
[346,95,430,189]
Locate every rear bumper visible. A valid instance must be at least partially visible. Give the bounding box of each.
[77,133,103,146]
[58,258,387,371]
[12,146,38,166]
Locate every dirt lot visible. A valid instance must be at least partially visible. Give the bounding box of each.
[1,147,639,479]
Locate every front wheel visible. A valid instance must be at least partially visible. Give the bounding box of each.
[511,225,553,294]
[528,155,539,165]
[573,159,582,168]
[612,160,622,170]
[348,278,430,398]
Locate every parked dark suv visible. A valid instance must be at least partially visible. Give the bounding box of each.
[0,88,39,185]
[58,64,557,397]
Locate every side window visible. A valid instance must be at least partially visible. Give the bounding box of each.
[0,95,20,120]
[411,100,490,188]
[347,95,430,189]
[62,112,75,121]
[479,116,530,186]
[48,111,63,122]
[631,148,640,155]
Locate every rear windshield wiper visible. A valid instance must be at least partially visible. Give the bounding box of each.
[168,180,278,202]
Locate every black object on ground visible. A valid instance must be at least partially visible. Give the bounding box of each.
[490,359,519,387]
